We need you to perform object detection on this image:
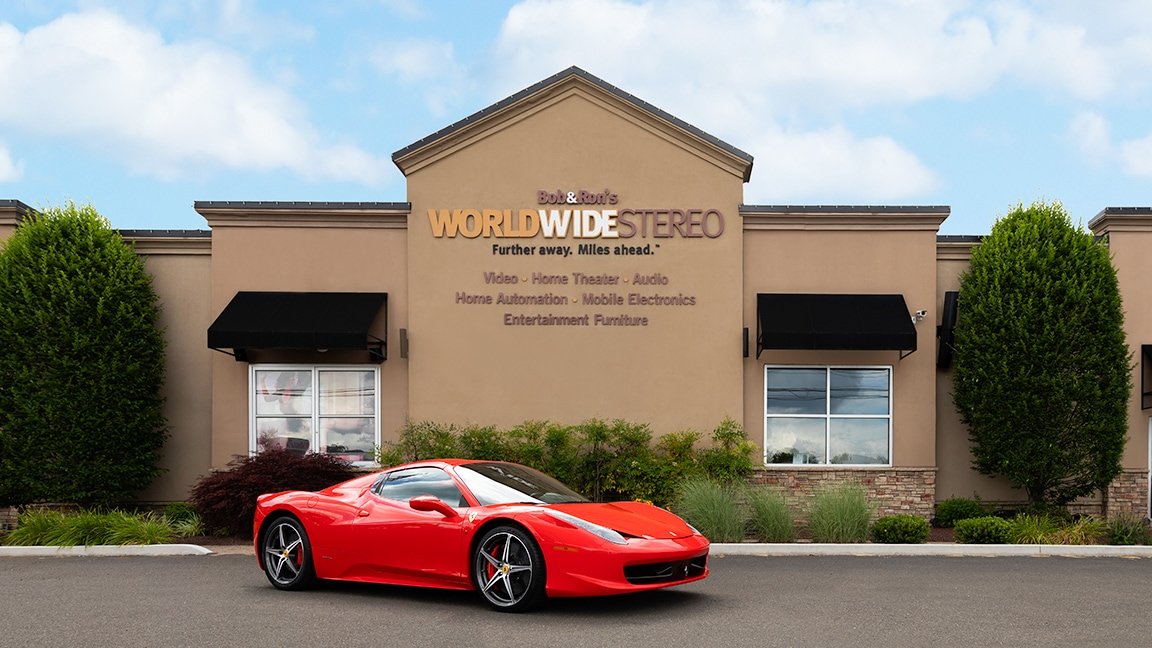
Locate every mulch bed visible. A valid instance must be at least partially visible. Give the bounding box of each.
[929,527,956,543]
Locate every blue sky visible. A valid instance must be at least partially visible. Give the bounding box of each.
[1,0,1149,234]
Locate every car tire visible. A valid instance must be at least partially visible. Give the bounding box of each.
[261,515,317,591]
[473,525,546,612]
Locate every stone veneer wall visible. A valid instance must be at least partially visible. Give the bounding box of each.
[749,468,936,525]
[0,506,18,531]
[1104,470,1148,518]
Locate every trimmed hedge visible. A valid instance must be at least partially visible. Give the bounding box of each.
[934,497,985,528]
[954,516,1011,544]
[871,515,930,544]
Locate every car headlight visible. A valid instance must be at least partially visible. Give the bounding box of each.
[544,509,627,545]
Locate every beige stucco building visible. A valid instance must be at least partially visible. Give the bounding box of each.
[2,68,1149,516]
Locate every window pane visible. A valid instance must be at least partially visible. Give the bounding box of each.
[828,419,889,464]
[319,370,375,416]
[766,368,826,414]
[255,370,313,416]
[255,418,313,454]
[765,417,826,464]
[829,369,889,415]
[378,467,465,506]
[321,417,374,459]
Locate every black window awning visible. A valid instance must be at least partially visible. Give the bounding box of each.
[757,293,917,357]
[208,292,387,362]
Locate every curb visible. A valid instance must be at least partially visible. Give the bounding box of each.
[4,543,1151,559]
[0,544,215,557]
[710,543,1152,558]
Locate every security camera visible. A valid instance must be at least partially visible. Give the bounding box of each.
[915,309,927,318]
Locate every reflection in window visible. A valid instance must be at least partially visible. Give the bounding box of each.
[765,367,891,466]
[252,366,378,466]
[376,467,466,507]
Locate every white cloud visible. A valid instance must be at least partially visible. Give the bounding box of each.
[370,38,467,116]
[0,10,389,184]
[1068,112,1152,178]
[1119,135,1152,177]
[493,0,967,200]
[0,143,23,182]
[372,39,458,84]
[1069,111,1112,161]
[488,0,1152,200]
[743,126,938,203]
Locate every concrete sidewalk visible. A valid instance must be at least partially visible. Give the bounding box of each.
[4,542,1152,558]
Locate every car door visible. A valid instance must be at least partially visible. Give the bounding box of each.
[349,466,468,587]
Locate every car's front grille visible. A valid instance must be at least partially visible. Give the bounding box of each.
[623,554,707,584]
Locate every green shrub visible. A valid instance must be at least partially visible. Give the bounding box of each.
[698,417,756,484]
[384,420,460,463]
[0,202,168,507]
[934,497,985,528]
[954,516,1011,544]
[1007,514,1061,544]
[871,515,930,544]
[744,486,794,542]
[189,449,357,537]
[378,417,750,508]
[1106,513,1151,546]
[163,502,198,523]
[808,484,871,543]
[457,424,506,460]
[1015,501,1072,523]
[672,478,744,542]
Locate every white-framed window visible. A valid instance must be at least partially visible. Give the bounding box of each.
[763,366,892,466]
[250,365,380,467]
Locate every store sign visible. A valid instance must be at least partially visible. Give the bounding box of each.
[427,189,725,241]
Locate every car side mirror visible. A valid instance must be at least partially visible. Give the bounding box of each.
[409,495,459,518]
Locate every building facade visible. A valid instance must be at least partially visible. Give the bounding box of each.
[2,68,1149,516]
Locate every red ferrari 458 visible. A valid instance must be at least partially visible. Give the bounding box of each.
[253,459,709,612]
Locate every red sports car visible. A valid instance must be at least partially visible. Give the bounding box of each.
[253,459,709,612]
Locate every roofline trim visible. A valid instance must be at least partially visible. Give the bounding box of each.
[392,66,754,180]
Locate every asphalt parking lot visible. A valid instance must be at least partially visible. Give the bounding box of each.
[3,553,1151,647]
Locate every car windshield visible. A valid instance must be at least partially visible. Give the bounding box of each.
[456,462,590,505]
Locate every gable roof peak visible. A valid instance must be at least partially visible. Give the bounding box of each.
[392,67,753,180]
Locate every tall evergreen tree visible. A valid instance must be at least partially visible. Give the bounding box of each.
[952,200,1130,505]
[0,202,167,506]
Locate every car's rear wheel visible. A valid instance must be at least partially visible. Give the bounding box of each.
[473,525,546,612]
[261,516,316,591]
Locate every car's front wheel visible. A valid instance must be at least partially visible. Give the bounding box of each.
[261,516,317,591]
[473,525,546,612]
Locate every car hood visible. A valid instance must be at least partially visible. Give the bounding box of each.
[546,501,697,540]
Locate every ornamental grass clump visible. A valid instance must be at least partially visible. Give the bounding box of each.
[808,484,871,543]
[870,515,930,544]
[672,478,744,543]
[744,486,794,543]
[1048,516,1107,546]
[1007,514,1061,544]
[1106,513,1151,546]
[3,509,175,546]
